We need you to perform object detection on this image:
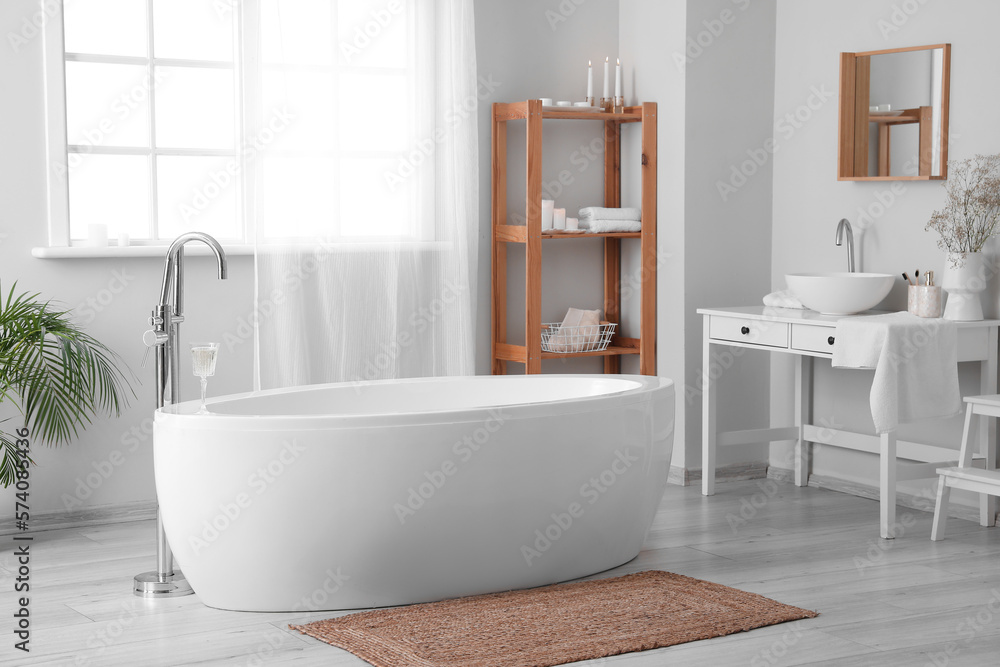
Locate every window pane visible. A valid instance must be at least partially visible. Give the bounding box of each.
[339,73,410,153]
[156,156,239,240]
[337,0,409,68]
[155,67,236,149]
[152,0,235,62]
[261,0,334,66]
[68,155,150,240]
[340,159,412,237]
[260,157,338,238]
[65,62,152,148]
[64,0,146,57]
[261,70,334,151]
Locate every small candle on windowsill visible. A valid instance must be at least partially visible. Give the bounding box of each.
[587,60,593,101]
[603,57,609,99]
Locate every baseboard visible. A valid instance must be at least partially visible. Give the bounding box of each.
[0,500,157,536]
[669,461,769,487]
[767,467,993,525]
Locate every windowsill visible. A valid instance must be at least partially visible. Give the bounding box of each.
[32,241,448,259]
[32,244,257,259]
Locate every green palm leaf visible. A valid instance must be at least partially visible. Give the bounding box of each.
[0,282,134,486]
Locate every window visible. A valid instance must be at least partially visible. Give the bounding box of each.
[44,0,428,247]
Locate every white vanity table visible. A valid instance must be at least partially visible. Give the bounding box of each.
[698,305,1000,539]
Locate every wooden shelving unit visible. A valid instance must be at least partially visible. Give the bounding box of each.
[491,100,657,375]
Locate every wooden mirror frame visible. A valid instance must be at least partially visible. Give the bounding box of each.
[838,43,951,181]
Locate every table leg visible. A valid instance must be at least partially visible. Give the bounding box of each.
[702,329,717,496]
[880,429,897,539]
[979,328,998,526]
[794,356,812,487]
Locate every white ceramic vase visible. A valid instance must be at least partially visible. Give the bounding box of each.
[942,251,986,321]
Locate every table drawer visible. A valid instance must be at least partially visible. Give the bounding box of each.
[709,316,788,348]
[791,323,837,355]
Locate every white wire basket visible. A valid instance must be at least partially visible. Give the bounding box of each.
[540,321,617,353]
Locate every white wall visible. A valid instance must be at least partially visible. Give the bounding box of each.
[0,0,255,519]
[770,0,1000,501]
[621,0,776,478]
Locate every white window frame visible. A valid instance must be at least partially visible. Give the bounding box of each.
[39,0,433,255]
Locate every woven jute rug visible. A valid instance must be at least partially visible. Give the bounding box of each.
[290,570,818,667]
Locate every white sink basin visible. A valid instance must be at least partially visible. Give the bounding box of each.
[786,272,894,315]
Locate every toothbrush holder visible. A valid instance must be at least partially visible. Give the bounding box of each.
[908,285,942,318]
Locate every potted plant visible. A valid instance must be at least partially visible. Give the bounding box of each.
[925,153,1000,320]
[0,283,133,487]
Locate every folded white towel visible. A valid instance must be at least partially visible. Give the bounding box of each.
[547,308,601,352]
[579,207,642,222]
[762,290,806,309]
[580,219,642,233]
[832,312,961,433]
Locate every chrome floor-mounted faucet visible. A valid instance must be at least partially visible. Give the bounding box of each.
[835,218,856,273]
[134,232,228,599]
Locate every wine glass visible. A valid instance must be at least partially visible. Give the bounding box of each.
[190,342,219,414]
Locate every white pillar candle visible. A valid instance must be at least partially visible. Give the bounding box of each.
[541,200,555,230]
[615,58,621,98]
[117,232,130,247]
[603,57,610,98]
[566,217,579,231]
[85,223,108,247]
[587,60,593,99]
[553,208,566,230]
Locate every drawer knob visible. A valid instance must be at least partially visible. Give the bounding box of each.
[741,326,750,335]
[828,336,835,346]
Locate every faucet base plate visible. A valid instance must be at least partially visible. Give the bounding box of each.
[133,570,194,598]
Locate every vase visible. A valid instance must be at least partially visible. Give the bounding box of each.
[942,251,986,321]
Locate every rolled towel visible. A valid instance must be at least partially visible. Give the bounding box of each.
[581,219,642,233]
[546,308,602,352]
[763,290,805,309]
[579,206,641,222]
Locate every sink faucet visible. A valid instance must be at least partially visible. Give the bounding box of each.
[835,218,855,273]
[136,232,228,600]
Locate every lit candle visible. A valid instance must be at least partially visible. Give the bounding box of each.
[587,60,593,100]
[615,58,621,99]
[603,57,609,98]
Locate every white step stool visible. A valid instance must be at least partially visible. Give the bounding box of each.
[932,395,1000,541]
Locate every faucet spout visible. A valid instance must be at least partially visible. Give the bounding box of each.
[835,218,856,273]
[157,232,229,308]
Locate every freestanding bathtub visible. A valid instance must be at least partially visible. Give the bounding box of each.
[155,374,674,611]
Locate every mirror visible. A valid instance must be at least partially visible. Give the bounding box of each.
[838,44,950,181]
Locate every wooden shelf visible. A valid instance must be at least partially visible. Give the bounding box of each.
[490,99,657,376]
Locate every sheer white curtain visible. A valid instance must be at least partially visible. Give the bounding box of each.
[249,0,478,389]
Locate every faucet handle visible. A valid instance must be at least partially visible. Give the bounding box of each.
[141,329,168,369]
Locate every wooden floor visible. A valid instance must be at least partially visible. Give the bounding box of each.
[3,479,1000,666]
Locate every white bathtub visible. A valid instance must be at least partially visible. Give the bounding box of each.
[155,374,674,611]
